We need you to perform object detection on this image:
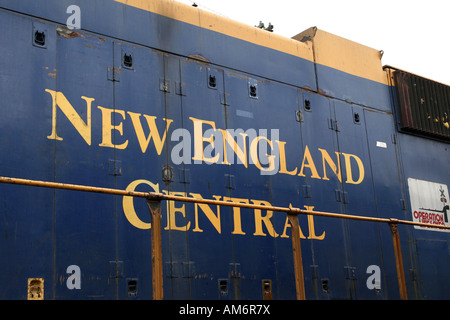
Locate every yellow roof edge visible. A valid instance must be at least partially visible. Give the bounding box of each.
[116,0,388,85]
[293,27,388,85]
[115,0,314,61]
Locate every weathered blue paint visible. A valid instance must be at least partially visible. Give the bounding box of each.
[0,1,448,300]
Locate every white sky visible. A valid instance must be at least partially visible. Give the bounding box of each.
[177,0,450,85]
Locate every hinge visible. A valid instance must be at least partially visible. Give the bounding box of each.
[391,133,397,144]
[303,185,311,198]
[343,191,348,204]
[165,261,195,278]
[400,198,406,210]
[225,174,235,190]
[344,266,357,280]
[335,189,341,202]
[165,261,179,278]
[296,110,303,122]
[175,81,186,96]
[328,118,338,131]
[108,159,122,176]
[409,268,417,282]
[335,190,348,203]
[178,168,191,184]
[310,265,319,279]
[107,66,120,82]
[109,260,123,279]
[182,261,195,278]
[228,262,241,278]
[159,78,170,92]
[220,91,230,106]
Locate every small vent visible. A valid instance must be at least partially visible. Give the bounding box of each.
[394,70,449,141]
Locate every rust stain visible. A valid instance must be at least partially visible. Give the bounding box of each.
[56,26,79,39]
[48,73,56,78]
[187,54,210,64]
[318,88,327,95]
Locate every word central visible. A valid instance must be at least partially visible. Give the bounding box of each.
[122,178,326,240]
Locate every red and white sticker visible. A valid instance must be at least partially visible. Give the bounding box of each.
[408,178,450,232]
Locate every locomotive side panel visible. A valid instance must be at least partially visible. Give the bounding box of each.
[0,0,448,300]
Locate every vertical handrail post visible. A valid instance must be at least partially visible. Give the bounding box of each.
[288,211,306,300]
[147,199,163,300]
[389,220,407,300]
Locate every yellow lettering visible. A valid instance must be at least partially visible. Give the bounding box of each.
[190,193,221,233]
[97,106,128,149]
[223,197,248,235]
[251,199,279,237]
[298,145,321,179]
[318,148,341,182]
[122,179,159,229]
[127,112,173,154]
[190,117,220,163]
[277,140,297,175]
[218,129,248,167]
[46,89,93,145]
[163,190,191,231]
[304,206,326,240]
[342,153,365,184]
[280,209,306,239]
[249,136,276,172]
[122,180,327,240]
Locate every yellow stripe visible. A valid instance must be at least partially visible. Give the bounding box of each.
[115,0,313,60]
[294,28,388,85]
[115,0,388,85]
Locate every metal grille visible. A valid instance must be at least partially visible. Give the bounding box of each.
[394,70,450,141]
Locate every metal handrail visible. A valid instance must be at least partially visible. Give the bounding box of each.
[1,176,448,230]
[1,175,448,300]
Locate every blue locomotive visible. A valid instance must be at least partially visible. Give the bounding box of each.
[0,0,448,300]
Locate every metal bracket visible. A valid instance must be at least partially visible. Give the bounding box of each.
[389,221,407,300]
[107,66,120,82]
[328,118,338,131]
[147,199,163,300]
[344,266,357,280]
[159,78,170,92]
[109,260,123,279]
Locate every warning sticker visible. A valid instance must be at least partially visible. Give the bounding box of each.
[408,178,450,232]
